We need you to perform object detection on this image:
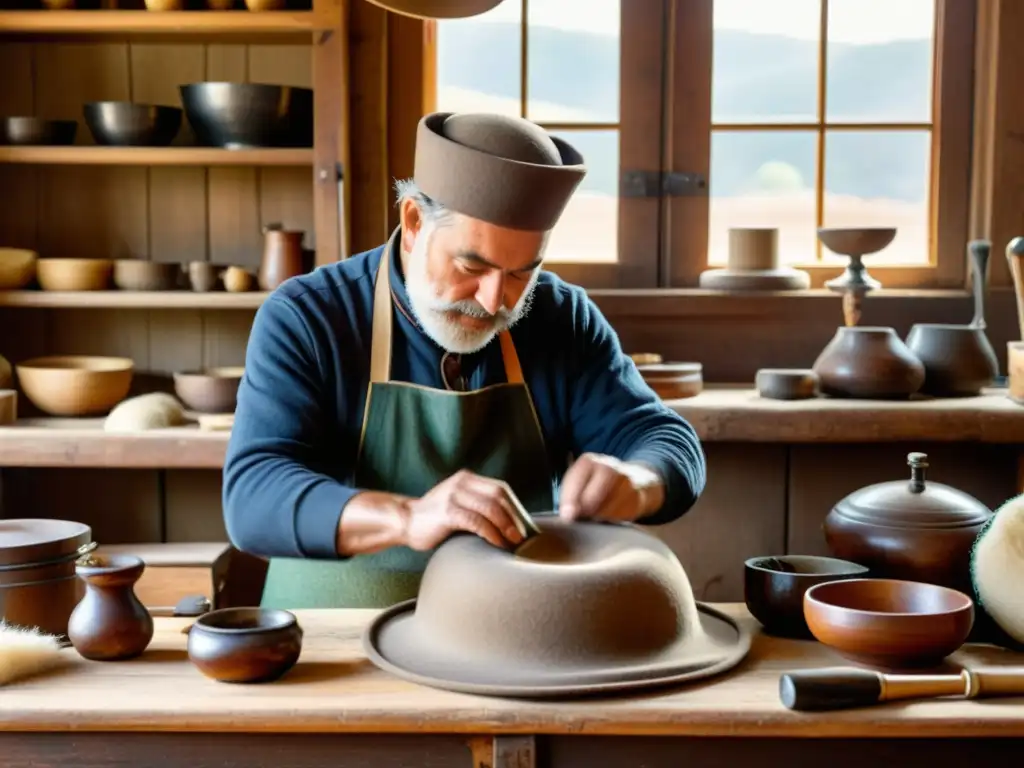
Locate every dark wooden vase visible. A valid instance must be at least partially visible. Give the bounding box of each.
[67,553,154,661]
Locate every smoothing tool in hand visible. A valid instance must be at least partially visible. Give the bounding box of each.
[780,666,1024,711]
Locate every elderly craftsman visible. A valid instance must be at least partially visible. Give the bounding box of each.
[222,112,706,609]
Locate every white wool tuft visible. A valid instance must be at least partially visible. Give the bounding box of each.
[0,622,68,686]
[972,493,1024,644]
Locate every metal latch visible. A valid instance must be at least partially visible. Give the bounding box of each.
[620,170,707,198]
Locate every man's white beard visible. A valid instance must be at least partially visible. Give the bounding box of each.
[404,225,539,354]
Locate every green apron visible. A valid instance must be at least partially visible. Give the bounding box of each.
[259,235,555,609]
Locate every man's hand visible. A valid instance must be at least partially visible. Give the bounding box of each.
[558,453,665,523]
[402,469,527,551]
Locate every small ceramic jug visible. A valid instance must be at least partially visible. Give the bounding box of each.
[259,223,306,291]
[67,553,154,661]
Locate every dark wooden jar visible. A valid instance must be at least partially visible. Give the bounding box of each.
[822,452,993,595]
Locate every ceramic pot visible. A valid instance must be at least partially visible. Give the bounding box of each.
[823,452,993,596]
[905,240,998,397]
[812,326,925,399]
[67,553,154,661]
[259,224,305,291]
[905,325,998,397]
[0,519,93,638]
[187,607,303,683]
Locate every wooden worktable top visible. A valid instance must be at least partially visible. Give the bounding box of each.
[1,604,1021,738]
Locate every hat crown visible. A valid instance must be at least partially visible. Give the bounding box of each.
[441,113,562,166]
[411,519,706,669]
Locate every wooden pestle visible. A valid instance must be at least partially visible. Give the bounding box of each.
[1005,237,1024,339]
[780,666,1024,711]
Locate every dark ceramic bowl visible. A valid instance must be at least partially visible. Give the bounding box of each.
[744,555,868,638]
[804,578,974,670]
[187,607,303,683]
[83,102,182,147]
[0,117,77,146]
[179,83,313,149]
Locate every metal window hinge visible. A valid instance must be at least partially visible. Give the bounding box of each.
[620,170,707,198]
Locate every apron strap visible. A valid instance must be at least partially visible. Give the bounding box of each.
[370,228,525,386]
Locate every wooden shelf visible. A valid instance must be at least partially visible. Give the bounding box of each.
[0,10,325,38]
[0,419,228,469]
[0,146,313,166]
[0,290,269,309]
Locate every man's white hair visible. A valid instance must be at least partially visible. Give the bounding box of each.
[394,178,455,226]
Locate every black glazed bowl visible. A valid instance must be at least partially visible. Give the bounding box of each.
[179,83,314,149]
[744,555,869,639]
[186,607,303,684]
[83,102,182,147]
[0,117,77,146]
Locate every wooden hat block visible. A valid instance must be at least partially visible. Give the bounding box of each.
[699,228,811,291]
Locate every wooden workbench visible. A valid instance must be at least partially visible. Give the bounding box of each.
[1,605,1022,767]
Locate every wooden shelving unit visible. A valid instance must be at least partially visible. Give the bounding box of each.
[0,418,228,469]
[0,146,313,166]
[0,291,269,309]
[0,10,327,37]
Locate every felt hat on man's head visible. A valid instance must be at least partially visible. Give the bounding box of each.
[362,0,503,19]
[413,111,588,232]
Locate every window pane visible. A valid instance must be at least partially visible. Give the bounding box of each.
[526,0,620,123]
[823,130,931,265]
[712,0,820,124]
[544,130,618,263]
[826,0,935,123]
[435,1,522,116]
[708,131,817,266]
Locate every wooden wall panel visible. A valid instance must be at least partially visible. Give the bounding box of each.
[653,444,787,602]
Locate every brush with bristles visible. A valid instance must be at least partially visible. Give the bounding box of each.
[0,621,70,687]
[970,492,1024,648]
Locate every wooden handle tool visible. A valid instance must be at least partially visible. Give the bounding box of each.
[779,666,1024,711]
[1005,236,1024,339]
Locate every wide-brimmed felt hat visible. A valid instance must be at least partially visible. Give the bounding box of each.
[362,518,751,698]
[413,111,587,232]
[363,0,503,19]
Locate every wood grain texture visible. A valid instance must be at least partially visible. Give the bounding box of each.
[0,605,1022,738]
[0,291,269,308]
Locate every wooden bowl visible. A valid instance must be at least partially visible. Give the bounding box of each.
[173,367,244,414]
[187,607,303,684]
[817,227,897,257]
[755,368,819,400]
[113,260,183,291]
[637,362,703,399]
[16,355,134,416]
[36,258,113,292]
[744,555,868,639]
[630,353,663,366]
[0,248,37,289]
[803,578,974,670]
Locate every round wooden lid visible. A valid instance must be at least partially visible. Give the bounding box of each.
[0,518,92,568]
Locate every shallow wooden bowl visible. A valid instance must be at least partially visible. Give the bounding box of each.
[0,248,37,289]
[36,258,113,291]
[636,362,703,399]
[803,578,974,670]
[113,260,183,291]
[755,368,819,400]
[173,367,245,414]
[16,355,134,416]
[817,227,897,257]
[744,555,868,639]
[187,607,303,684]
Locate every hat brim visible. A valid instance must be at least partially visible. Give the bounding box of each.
[362,0,504,19]
[363,599,752,699]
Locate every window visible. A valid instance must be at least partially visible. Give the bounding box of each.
[426,0,974,290]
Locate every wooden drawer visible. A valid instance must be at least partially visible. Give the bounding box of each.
[96,542,231,610]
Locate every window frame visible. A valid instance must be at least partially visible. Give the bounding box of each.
[421,0,976,292]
